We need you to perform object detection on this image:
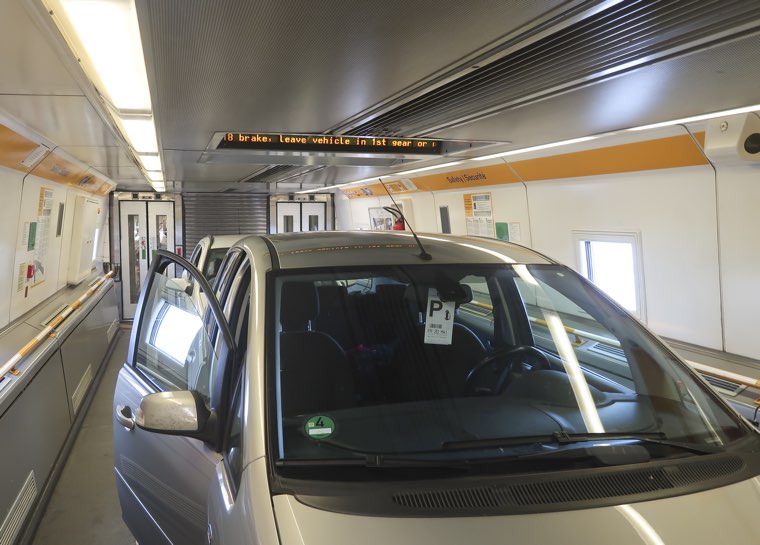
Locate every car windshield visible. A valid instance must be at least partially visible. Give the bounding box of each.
[270,264,750,467]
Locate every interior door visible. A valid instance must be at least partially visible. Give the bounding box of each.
[301,201,326,231]
[119,201,149,319]
[113,251,235,545]
[276,202,301,233]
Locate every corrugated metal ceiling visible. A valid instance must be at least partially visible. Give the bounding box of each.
[347,0,760,137]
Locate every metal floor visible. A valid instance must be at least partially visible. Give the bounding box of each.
[31,330,135,545]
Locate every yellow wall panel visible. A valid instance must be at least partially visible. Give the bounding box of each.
[510,134,708,182]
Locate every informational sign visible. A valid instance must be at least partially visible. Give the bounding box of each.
[424,288,455,345]
[16,187,54,297]
[495,221,522,242]
[216,132,443,155]
[32,187,54,286]
[508,222,522,242]
[464,192,495,238]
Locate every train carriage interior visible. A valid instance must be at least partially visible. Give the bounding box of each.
[2,1,760,544]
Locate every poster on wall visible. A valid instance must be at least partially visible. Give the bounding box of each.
[16,187,53,296]
[368,204,404,230]
[33,187,54,285]
[463,192,495,238]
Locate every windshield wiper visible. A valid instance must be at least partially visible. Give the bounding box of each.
[442,431,723,456]
[276,455,472,469]
[276,440,472,469]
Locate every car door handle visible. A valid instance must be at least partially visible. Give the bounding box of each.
[116,404,135,430]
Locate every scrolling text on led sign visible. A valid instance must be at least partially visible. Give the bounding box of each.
[217,133,442,155]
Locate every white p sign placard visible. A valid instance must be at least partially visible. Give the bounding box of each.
[424,288,455,345]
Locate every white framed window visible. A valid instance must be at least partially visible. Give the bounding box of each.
[572,230,646,321]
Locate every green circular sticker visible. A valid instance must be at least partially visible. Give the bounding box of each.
[304,415,336,440]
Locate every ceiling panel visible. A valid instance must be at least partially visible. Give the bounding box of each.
[163,149,278,182]
[0,0,83,96]
[98,164,145,180]
[140,0,567,151]
[0,95,120,147]
[65,145,135,169]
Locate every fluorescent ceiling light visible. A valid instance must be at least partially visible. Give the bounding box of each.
[629,104,760,131]
[50,0,151,111]
[138,154,161,171]
[296,176,381,194]
[121,117,159,153]
[147,171,164,181]
[473,137,599,161]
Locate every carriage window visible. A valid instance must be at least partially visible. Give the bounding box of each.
[573,231,645,320]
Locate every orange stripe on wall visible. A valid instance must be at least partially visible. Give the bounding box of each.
[0,124,43,174]
[413,163,519,191]
[32,151,89,187]
[509,134,709,182]
[341,132,710,198]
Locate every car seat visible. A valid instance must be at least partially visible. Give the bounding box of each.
[279,281,356,416]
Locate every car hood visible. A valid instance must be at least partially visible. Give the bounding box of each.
[273,476,760,545]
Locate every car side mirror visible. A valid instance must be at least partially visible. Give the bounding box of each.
[136,390,217,444]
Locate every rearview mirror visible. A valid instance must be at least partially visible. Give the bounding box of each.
[438,283,473,304]
[136,391,216,443]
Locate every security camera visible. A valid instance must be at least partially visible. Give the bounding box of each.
[744,133,760,154]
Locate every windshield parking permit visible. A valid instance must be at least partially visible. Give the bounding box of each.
[304,415,336,440]
[424,288,455,345]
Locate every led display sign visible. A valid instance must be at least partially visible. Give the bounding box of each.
[216,132,443,155]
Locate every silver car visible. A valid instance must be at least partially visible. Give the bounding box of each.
[113,231,760,545]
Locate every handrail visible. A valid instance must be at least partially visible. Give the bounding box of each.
[685,360,760,390]
[0,271,114,381]
[464,299,760,391]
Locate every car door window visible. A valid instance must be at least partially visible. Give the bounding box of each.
[215,249,243,299]
[220,260,251,496]
[224,375,245,495]
[133,259,224,407]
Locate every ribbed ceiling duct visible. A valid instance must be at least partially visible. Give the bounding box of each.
[347,0,760,136]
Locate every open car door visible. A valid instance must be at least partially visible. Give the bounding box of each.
[113,250,235,545]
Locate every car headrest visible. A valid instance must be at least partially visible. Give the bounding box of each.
[280,281,319,330]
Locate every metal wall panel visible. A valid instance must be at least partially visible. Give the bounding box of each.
[0,350,69,542]
[182,193,268,253]
[59,286,118,416]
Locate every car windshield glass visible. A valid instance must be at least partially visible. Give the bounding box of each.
[271,264,750,465]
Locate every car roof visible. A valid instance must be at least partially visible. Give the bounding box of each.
[237,231,555,269]
[203,234,252,249]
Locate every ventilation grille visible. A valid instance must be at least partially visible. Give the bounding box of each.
[392,456,744,510]
[71,365,93,415]
[700,373,745,396]
[588,342,627,360]
[183,193,269,253]
[0,471,37,545]
[350,0,760,136]
[243,165,301,183]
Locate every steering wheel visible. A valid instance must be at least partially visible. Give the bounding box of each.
[465,345,551,396]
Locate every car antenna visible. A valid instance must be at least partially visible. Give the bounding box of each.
[378,178,432,261]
